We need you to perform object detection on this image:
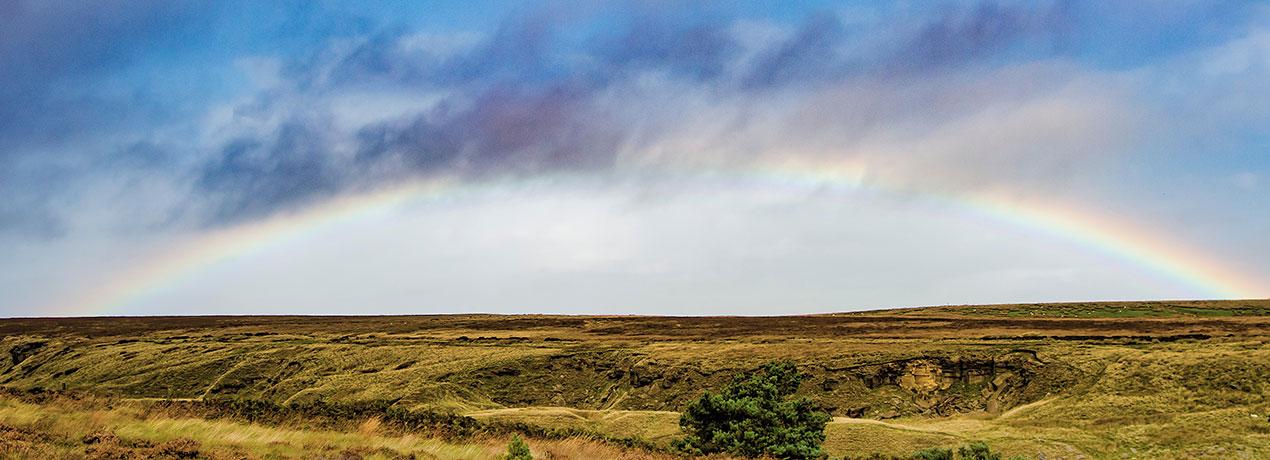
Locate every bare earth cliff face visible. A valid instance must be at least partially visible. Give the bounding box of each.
[1,300,1268,458]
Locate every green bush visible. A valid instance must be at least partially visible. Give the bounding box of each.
[912,446,953,460]
[678,360,830,459]
[504,434,532,460]
[957,442,1000,460]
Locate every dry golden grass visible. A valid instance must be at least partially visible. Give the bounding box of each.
[0,394,700,459]
[1,300,1267,458]
[468,407,682,443]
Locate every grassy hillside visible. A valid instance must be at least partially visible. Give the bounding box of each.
[0,391,678,459]
[2,299,1268,458]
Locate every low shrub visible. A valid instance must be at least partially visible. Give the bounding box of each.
[957,441,1000,460]
[504,434,532,460]
[913,446,953,460]
[678,360,830,459]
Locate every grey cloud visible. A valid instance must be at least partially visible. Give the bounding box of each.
[319,28,432,88]
[0,1,210,154]
[356,81,621,178]
[442,8,560,83]
[888,1,1074,74]
[743,11,848,89]
[595,16,741,81]
[184,1,1105,225]
[0,200,66,239]
[0,1,216,236]
[741,2,1076,88]
[195,77,626,223]
[193,9,624,223]
[310,6,564,90]
[3,0,1230,237]
[99,142,178,171]
[197,123,343,224]
[0,162,69,238]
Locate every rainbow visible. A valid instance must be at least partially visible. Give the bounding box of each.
[754,159,1263,300]
[58,162,1265,315]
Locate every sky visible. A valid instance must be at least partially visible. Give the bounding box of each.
[1,0,1268,317]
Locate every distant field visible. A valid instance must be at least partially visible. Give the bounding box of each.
[2,299,1268,459]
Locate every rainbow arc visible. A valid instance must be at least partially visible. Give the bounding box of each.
[61,164,1265,315]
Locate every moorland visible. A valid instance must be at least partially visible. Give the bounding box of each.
[1,299,1268,459]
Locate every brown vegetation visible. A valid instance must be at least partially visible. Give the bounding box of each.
[1,299,1267,458]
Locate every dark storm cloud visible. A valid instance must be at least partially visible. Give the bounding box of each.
[0,1,216,235]
[197,123,343,224]
[595,16,741,81]
[182,1,1090,225]
[201,79,623,226]
[0,0,1137,233]
[0,0,391,233]
[357,81,620,174]
[191,8,617,224]
[742,2,1076,88]
[437,7,562,84]
[888,1,1074,74]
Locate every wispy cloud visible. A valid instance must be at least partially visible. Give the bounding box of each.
[170,1,1132,226]
[1,0,1267,314]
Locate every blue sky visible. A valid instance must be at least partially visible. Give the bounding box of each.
[1,1,1267,316]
